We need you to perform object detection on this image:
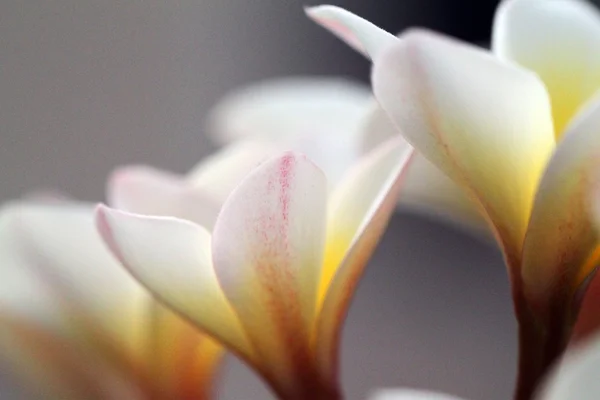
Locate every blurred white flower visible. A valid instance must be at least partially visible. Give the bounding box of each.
[207,77,485,233]
[306,0,600,399]
[0,141,276,399]
[97,137,413,399]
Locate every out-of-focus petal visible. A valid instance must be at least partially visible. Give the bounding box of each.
[186,140,279,207]
[370,388,469,400]
[149,304,223,400]
[493,0,600,137]
[373,29,555,261]
[539,331,600,400]
[305,5,397,59]
[206,78,371,184]
[521,98,600,320]
[95,206,253,362]
[0,205,65,328]
[316,137,413,379]
[0,316,140,400]
[360,105,487,234]
[11,203,150,362]
[108,165,220,229]
[211,152,328,393]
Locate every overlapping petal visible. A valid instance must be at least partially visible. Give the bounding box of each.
[372,30,555,262]
[206,78,371,184]
[96,207,252,362]
[315,137,413,378]
[493,0,600,137]
[521,98,600,319]
[211,152,328,392]
[108,166,220,229]
[360,105,485,233]
[186,140,280,205]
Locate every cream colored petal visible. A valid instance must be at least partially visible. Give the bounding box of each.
[305,5,398,59]
[370,389,468,400]
[96,206,253,361]
[373,29,555,260]
[540,331,600,400]
[211,152,328,394]
[493,0,600,137]
[521,98,600,320]
[316,137,413,379]
[205,78,370,184]
[360,105,487,234]
[108,165,220,229]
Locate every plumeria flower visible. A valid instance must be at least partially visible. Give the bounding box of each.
[306,0,600,399]
[0,141,275,399]
[207,77,484,233]
[96,137,413,400]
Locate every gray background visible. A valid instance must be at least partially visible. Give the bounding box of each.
[0,1,517,399]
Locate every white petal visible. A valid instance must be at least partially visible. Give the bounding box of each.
[108,165,220,229]
[206,77,370,184]
[211,152,328,391]
[493,0,600,136]
[96,206,253,360]
[373,29,555,258]
[360,105,487,234]
[371,389,469,400]
[305,5,398,59]
[540,332,600,400]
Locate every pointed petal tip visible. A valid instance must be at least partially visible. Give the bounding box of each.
[304,4,397,59]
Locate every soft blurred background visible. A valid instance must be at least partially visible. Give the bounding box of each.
[0,0,552,399]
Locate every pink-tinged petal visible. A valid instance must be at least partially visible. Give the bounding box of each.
[373,29,555,264]
[211,152,328,393]
[539,332,600,400]
[370,389,469,400]
[305,5,397,60]
[493,0,600,137]
[360,105,487,235]
[206,78,370,185]
[96,206,253,361]
[315,137,413,379]
[187,140,280,206]
[521,98,600,322]
[108,165,220,229]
